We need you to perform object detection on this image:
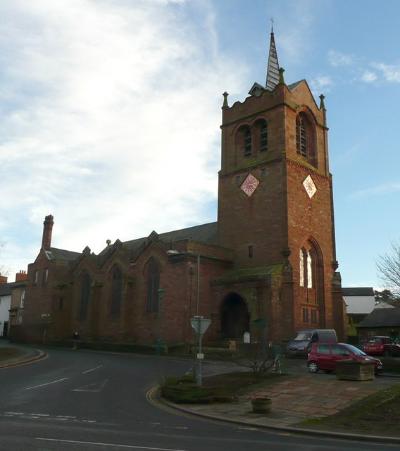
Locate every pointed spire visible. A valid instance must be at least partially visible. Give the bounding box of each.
[265,24,280,91]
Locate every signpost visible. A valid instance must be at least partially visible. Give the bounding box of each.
[190,316,211,386]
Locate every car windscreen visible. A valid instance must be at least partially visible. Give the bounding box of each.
[343,344,366,356]
[294,332,312,341]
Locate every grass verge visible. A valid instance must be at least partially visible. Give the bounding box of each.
[299,383,400,437]
[161,371,289,404]
[0,347,24,362]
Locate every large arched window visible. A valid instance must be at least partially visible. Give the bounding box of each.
[254,119,268,152]
[296,112,317,166]
[299,239,325,326]
[110,265,123,317]
[299,248,305,287]
[145,257,160,313]
[79,272,91,321]
[236,125,252,157]
[299,246,316,289]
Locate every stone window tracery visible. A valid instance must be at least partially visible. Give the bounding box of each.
[146,257,160,313]
[296,112,317,166]
[79,272,91,321]
[236,125,252,157]
[110,265,123,317]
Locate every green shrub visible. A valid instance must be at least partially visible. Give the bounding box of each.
[161,373,237,403]
[161,383,213,403]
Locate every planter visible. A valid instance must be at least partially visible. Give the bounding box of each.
[336,359,375,381]
[251,397,271,414]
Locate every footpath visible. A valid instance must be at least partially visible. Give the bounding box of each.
[0,340,46,369]
[154,359,400,444]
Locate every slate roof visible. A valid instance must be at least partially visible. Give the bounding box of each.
[342,287,374,296]
[0,283,12,297]
[357,306,400,328]
[45,247,81,262]
[114,222,219,253]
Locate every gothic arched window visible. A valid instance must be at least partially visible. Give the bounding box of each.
[110,265,123,317]
[79,272,91,321]
[296,112,317,166]
[299,247,314,289]
[299,248,305,287]
[236,125,252,157]
[307,250,313,288]
[255,119,268,152]
[146,257,160,313]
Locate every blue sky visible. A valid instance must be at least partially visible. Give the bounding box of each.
[0,0,399,290]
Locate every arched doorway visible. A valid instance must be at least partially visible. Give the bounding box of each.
[220,293,250,339]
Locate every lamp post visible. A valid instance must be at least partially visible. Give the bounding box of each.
[167,249,204,382]
[195,254,200,316]
[167,250,201,316]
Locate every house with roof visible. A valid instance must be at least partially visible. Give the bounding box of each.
[342,287,376,342]
[19,31,346,347]
[0,276,11,338]
[357,303,400,341]
[8,271,29,342]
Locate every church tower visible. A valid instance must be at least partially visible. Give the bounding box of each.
[217,30,345,340]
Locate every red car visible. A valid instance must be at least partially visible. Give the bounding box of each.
[362,336,400,357]
[307,342,383,373]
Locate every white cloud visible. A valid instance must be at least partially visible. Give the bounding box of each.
[372,63,400,83]
[309,75,333,94]
[361,70,378,83]
[266,0,323,65]
[350,182,400,199]
[327,50,354,67]
[0,0,247,275]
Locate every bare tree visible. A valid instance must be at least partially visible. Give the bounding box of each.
[0,241,9,277]
[232,343,274,375]
[377,242,400,296]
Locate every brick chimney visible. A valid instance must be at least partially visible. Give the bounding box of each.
[0,274,7,284]
[15,270,28,282]
[41,215,54,250]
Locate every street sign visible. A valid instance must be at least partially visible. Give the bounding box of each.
[196,353,204,360]
[190,316,211,335]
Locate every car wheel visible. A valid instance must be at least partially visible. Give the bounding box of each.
[308,362,318,373]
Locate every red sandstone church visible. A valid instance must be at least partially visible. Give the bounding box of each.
[16,32,346,347]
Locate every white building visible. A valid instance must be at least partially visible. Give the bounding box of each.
[343,287,376,316]
[0,283,11,337]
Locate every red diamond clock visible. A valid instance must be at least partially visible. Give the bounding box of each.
[240,173,259,197]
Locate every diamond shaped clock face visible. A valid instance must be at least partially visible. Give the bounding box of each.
[240,173,259,197]
[303,175,317,199]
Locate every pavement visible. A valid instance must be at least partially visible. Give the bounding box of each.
[0,340,46,368]
[154,358,400,443]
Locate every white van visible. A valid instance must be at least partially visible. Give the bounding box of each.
[286,329,338,357]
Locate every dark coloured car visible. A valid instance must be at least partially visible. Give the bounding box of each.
[362,336,400,357]
[286,329,337,357]
[307,342,383,373]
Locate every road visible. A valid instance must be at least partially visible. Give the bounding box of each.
[0,347,397,450]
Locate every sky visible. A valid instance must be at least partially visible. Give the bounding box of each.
[0,0,399,290]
